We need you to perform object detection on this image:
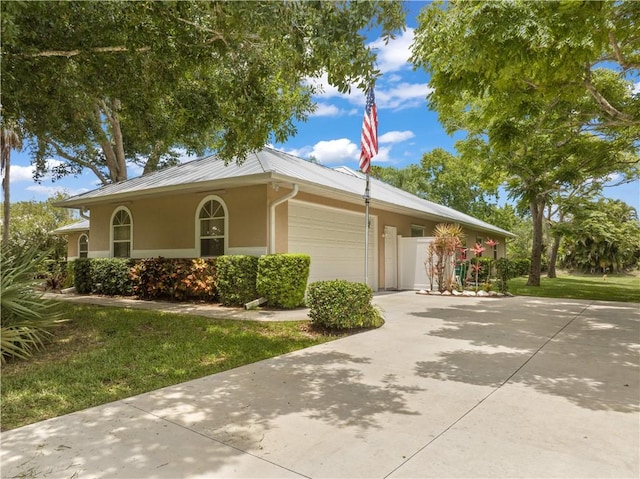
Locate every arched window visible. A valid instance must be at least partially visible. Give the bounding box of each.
[197,196,227,257]
[111,207,132,258]
[78,234,89,258]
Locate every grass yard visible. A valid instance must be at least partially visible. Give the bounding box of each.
[1,303,341,431]
[509,273,640,302]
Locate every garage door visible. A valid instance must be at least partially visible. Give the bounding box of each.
[288,201,377,290]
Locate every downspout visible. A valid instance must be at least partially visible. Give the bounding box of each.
[269,184,298,254]
[79,207,90,220]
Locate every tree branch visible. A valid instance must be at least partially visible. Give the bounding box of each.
[16,45,151,58]
[584,65,633,123]
[45,137,109,185]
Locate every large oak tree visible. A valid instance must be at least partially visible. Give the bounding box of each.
[1,1,405,185]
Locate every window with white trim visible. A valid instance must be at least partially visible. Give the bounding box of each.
[198,198,226,257]
[78,234,89,258]
[112,208,132,258]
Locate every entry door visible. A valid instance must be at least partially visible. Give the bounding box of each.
[384,225,398,290]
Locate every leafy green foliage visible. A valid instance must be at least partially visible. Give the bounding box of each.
[216,255,259,306]
[411,0,639,286]
[90,258,134,296]
[495,258,518,293]
[257,254,310,309]
[73,258,93,294]
[2,1,405,184]
[0,195,75,262]
[307,280,382,330]
[131,257,217,301]
[1,246,63,362]
[558,199,640,273]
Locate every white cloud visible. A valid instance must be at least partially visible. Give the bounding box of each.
[377,82,433,110]
[8,159,65,184]
[311,103,342,117]
[8,164,35,183]
[632,81,640,95]
[368,28,415,75]
[26,185,89,197]
[379,130,415,144]
[310,138,359,164]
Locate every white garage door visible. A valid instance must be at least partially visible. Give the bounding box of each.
[288,201,377,290]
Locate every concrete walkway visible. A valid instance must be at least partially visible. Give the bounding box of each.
[2,292,639,478]
[43,292,311,321]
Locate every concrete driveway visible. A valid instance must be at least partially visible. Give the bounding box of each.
[2,292,639,478]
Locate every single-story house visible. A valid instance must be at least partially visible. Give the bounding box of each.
[54,147,514,290]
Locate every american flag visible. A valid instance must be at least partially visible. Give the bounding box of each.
[359,88,378,174]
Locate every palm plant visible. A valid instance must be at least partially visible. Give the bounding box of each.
[432,223,465,292]
[1,245,62,362]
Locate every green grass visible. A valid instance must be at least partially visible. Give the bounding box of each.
[509,273,640,302]
[1,303,341,431]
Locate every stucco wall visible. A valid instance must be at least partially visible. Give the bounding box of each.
[85,185,268,258]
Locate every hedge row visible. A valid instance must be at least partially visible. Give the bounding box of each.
[72,254,310,308]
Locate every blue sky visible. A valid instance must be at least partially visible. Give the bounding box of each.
[7,2,640,211]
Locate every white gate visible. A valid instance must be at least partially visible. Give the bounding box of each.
[398,237,435,290]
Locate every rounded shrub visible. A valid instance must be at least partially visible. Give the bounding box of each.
[257,254,310,309]
[306,280,383,330]
[216,255,259,306]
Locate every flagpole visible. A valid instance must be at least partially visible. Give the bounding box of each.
[364,172,370,286]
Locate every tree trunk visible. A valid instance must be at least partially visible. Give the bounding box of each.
[2,151,10,247]
[547,234,561,278]
[527,197,545,286]
[143,140,165,175]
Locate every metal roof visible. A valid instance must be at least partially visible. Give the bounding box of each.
[57,147,514,237]
[51,218,90,235]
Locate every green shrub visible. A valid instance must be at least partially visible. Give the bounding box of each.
[1,246,62,362]
[74,258,93,294]
[257,254,310,309]
[216,255,259,306]
[91,258,134,296]
[495,258,517,293]
[511,258,531,277]
[131,257,217,301]
[64,261,75,289]
[306,280,383,330]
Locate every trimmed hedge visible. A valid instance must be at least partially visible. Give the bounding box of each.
[74,258,93,294]
[307,280,383,330]
[131,257,217,301]
[216,255,259,306]
[257,254,310,309]
[91,258,135,296]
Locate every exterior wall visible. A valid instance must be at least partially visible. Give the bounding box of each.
[65,231,84,259]
[85,185,268,258]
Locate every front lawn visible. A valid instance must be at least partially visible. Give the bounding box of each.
[509,273,640,302]
[1,303,340,431]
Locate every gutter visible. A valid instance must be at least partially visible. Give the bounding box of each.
[269,184,298,254]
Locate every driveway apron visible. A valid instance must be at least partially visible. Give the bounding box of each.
[2,292,638,478]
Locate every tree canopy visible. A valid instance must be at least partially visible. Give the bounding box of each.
[1,1,405,184]
[411,0,639,285]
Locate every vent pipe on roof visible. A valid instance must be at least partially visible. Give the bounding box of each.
[269,184,298,254]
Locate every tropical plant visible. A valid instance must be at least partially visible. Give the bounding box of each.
[1,246,63,362]
[431,223,465,292]
[470,242,486,288]
[1,123,22,246]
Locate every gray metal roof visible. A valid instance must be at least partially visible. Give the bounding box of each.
[51,218,90,234]
[58,147,514,237]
